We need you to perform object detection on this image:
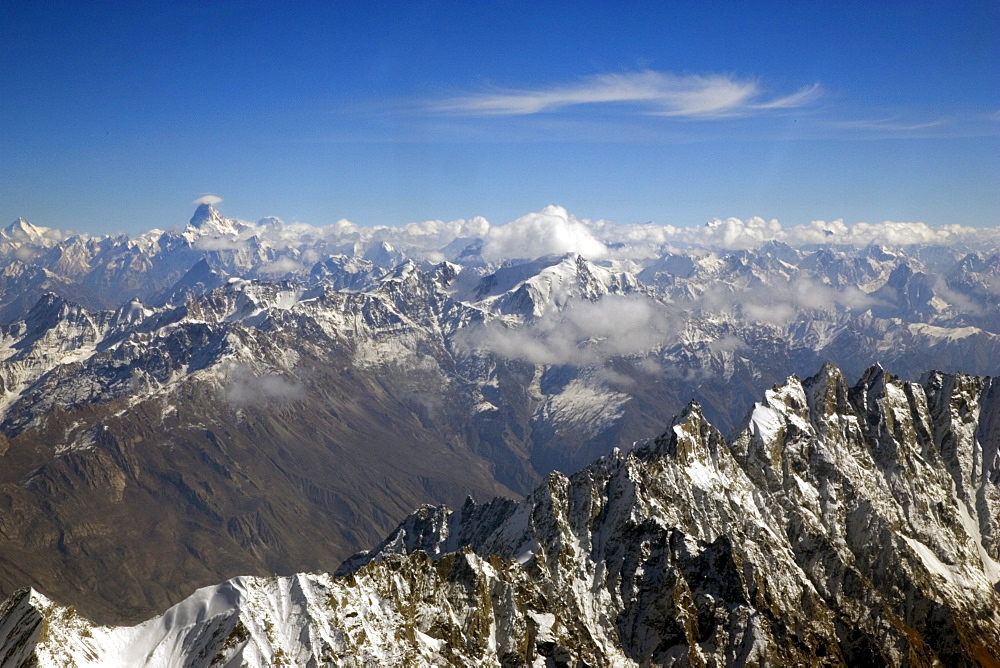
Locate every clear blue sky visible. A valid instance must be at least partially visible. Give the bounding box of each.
[2,1,998,235]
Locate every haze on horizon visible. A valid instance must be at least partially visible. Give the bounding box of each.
[1,1,997,235]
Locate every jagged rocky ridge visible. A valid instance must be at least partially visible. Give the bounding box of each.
[2,364,998,666]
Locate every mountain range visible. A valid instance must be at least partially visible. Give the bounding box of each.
[0,204,998,662]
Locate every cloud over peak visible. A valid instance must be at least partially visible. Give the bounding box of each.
[192,194,223,206]
[434,70,821,119]
[481,205,608,263]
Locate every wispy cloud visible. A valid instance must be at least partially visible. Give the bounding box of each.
[433,70,821,119]
[828,117,949,132]
[456,294,677,366]
[223,363,304,407]
[750,83,823,110]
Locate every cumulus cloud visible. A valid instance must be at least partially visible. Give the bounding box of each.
[481,205,608,263]
[400,216,490,240]
[457,294,676,366]
[779,219,1000,249]
[224,364,304,406]
[368,216,493,260]
[193,194,223,206]
[435,70,821,119]
[589,216,1000,254]
[696,217,785,250]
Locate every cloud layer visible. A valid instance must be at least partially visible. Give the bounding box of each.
[172,204,1000,268]
[582,216,1000,255]
[696,277,880,326]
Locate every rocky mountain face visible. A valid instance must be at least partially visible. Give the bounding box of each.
[2,364,998,665]
[1,206,1000,627]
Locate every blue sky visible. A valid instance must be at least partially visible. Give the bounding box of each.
[2,1,998,235]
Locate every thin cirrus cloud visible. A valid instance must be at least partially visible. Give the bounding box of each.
[828,117,950,132]
[432,70,822,119]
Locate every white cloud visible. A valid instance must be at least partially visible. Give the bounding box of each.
[401,216,490,239]
[371,216,492,257]
[192,194,223,206]
[984,274,1000,296]
[481,205,608,263]
[783,220,1000,248]
[224,364,304,406]
[587,216,1000,254]
[742,301,798,326]
[750,83,823,110]
[708,335,748,354]
[331,219,360,235]
[698,217,785,250]
[258,257,305,275]
[829,118,951,135]
[434,70,821,119]
[829,117,949,132]
[457,294,676,366]
[695,277,881,325]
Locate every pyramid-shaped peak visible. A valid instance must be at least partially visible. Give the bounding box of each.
[2,217,51,242]
[189,203,223,228]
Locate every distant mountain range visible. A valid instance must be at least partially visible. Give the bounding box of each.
[0,205,998,651]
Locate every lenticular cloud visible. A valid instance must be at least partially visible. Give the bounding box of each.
[192,194,223,206]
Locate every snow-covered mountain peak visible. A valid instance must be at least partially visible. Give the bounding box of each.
[363,240,404,268]
[647,400,724,470]
[21,292,83,333]
[475,252,641,318]
[0,219,69,257]
[2,217,49,242]
[186,203,246,238]
[802,362,854,428]
[256,215,284,227]
[188,203,221,228]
